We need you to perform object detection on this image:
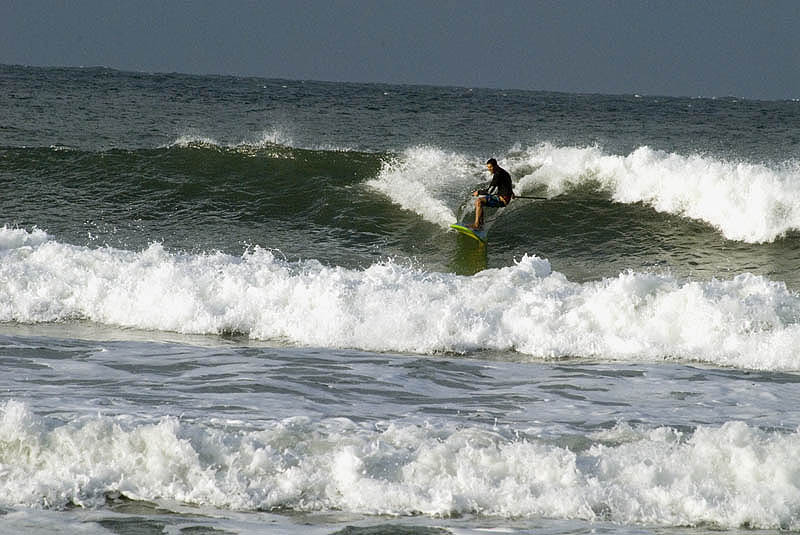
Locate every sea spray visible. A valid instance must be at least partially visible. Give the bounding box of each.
[368,146,479,227]
[165,129,353,153]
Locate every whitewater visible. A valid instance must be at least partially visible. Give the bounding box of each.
[3,227,800,370]
[3,398,800,529]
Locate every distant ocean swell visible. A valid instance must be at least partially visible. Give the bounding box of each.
[3,227,800,370]
[2,399,800,529]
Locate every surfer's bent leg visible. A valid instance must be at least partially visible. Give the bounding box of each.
[473,194,505,229]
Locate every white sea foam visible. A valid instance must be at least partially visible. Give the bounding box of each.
[2,400,799,529]
[251,129,296,148]
[0,225,51,250]
[368,146,479,227]
[2,227,800,370]
[510,143,800,243]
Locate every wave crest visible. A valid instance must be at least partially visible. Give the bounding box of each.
[164,129,354,153]
[512,144,800,243]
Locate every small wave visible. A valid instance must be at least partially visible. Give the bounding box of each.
[163,131,296,159]
[2,228,800,370]
[2,399,799,529]
[511,143,800,243]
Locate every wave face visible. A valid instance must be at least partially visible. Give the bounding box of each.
[3,227,800,370]
[0,142,391,265]
[3,400,800,529]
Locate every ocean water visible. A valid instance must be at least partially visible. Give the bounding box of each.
[2,64,800,534]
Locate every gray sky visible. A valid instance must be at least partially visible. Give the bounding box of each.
[2,0,798,100]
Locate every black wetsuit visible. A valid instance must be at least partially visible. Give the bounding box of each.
[487,166,513,203]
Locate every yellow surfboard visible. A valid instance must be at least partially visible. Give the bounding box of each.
[450,223,488,243]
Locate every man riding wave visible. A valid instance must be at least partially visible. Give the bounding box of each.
[471,158,513,229]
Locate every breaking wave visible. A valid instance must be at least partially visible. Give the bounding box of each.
[2,400,800,529]
[510,143,800,243]
[2,227,800,370]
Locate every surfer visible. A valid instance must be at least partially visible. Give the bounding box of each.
[471,158,513,229]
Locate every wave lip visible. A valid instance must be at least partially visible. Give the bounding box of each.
[512,143,800,243]
[2,228,800,370]
[2,400,800,529]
